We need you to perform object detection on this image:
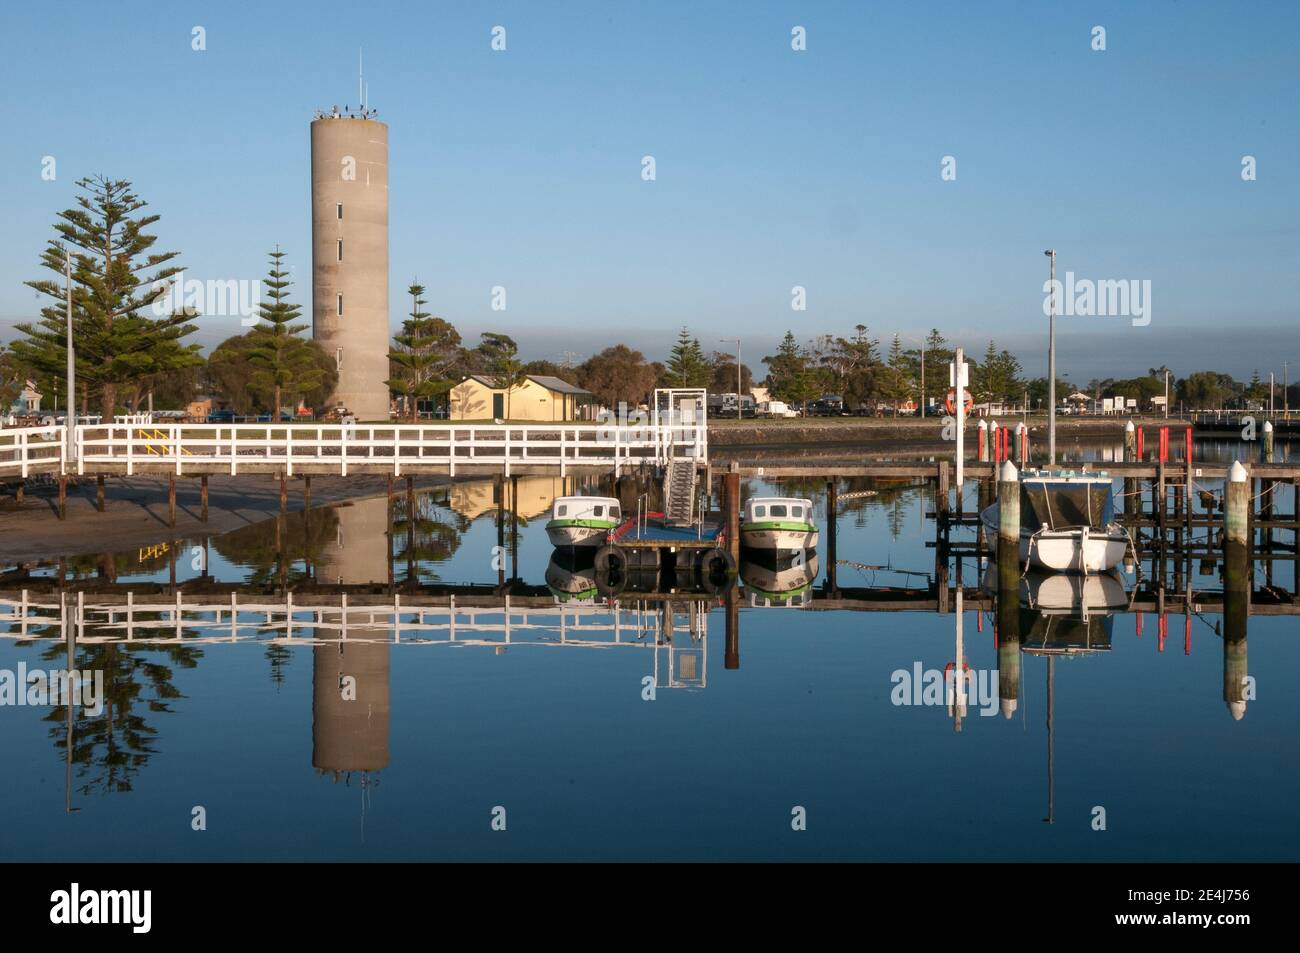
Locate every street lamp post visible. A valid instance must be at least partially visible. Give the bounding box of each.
[1164,370,1170,420]
[1044,249,1057,466]
[64,247,75,468]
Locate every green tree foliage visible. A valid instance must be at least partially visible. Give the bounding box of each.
[387,282,461,420]
[13,176,201,417]
[1177,371,1236,409]
[247,247,324,418]
[577,345,658,408]
[477,332,528,417]
[206,332,337,416]
[707,351,753,395]
[876,333,913,416]
[974,340,1024,405]
[826,325,880,410]
[763,331,829,413]
[0,345,27,411]
[664,327,710,388]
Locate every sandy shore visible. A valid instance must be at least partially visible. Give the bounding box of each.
[0,474,449,564]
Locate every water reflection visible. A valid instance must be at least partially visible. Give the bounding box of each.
[0,466,1288,859]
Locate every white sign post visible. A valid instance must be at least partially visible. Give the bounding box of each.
[951,351,970,491]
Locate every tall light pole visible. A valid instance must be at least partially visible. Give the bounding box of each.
[1164,370,1170,419]
[1044,249,1057,466]
[719,338,741,419]
[64,247,76,464]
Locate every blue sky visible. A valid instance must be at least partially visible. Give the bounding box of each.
[0,0,1296,383]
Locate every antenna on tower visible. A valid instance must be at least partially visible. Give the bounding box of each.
[358,48,364,109]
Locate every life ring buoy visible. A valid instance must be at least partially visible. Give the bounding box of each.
[945,388,973,415]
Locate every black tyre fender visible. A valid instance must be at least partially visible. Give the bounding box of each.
[594,544,627,574]
[697,547,736,592]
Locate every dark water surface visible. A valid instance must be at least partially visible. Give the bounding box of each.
[1,441,1297,861]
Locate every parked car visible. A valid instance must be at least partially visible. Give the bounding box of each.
[808,395,846,416]
[760,400,798,418]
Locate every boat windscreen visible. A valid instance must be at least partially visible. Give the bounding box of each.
[1020,481,1115,531]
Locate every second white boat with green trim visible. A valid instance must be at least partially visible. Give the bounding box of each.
[546,496,623,549]
[740,496,819,552]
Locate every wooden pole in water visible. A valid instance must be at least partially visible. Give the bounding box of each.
[826,478,839,596]
[304,474,312,510]
[724,585,740,670]
[58,475,67,520]
[496,473,506,587]
[200,475,208,522]
[724,467,741,565]
[168,473,176,527]
[1223,460,1250,721]
[96,474,105,512]
[15,480,22,504]
[1224,461,1249,549]
[937,461,950,521]
[385,474,395,592]
[510,474,520,581]
[407,475,416,584]
[996,542,1020,719]
[279,473,287,517]
[1263,421,1275,463]
[997,461,1020,548]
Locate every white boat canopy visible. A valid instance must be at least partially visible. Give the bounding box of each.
[743,497,814,522]
[551,496,621,522]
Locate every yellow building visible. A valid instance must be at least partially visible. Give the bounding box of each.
[448,375,595,422]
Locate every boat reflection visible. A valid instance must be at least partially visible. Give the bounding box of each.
[739,553,819,608]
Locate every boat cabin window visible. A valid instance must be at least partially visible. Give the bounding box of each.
[790,505,802,518]
[609,505,620,520]
[769,504,788,517]
[591,505,603,517]
[556,505,567,516]
[754,505,766,518]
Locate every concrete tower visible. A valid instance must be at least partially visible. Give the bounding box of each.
[310,111,390,420]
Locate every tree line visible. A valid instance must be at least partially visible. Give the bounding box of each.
[2,177,1291,419]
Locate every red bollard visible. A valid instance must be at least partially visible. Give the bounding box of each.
[1136,611,1143,637]
[1184,615,1191,655]
[1158,613,1168,652]
[1136,427,1144,461]
[1184,427,1193,465]
[1159,426,1169,463]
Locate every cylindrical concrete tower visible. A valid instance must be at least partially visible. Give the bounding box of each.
[311,114,390,420]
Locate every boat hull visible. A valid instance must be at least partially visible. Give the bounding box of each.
[545,521,614,549]
[741,525,819,552]
[1019,529,1128,572]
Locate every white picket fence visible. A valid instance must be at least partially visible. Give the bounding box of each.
[0,425,65,477]
[0,420,707,478]
[0,591,708,688]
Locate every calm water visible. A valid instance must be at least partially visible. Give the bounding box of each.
[1,440,1297,861]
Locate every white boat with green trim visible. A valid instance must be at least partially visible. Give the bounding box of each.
[546,496,622,549]
[740,497,818,552]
